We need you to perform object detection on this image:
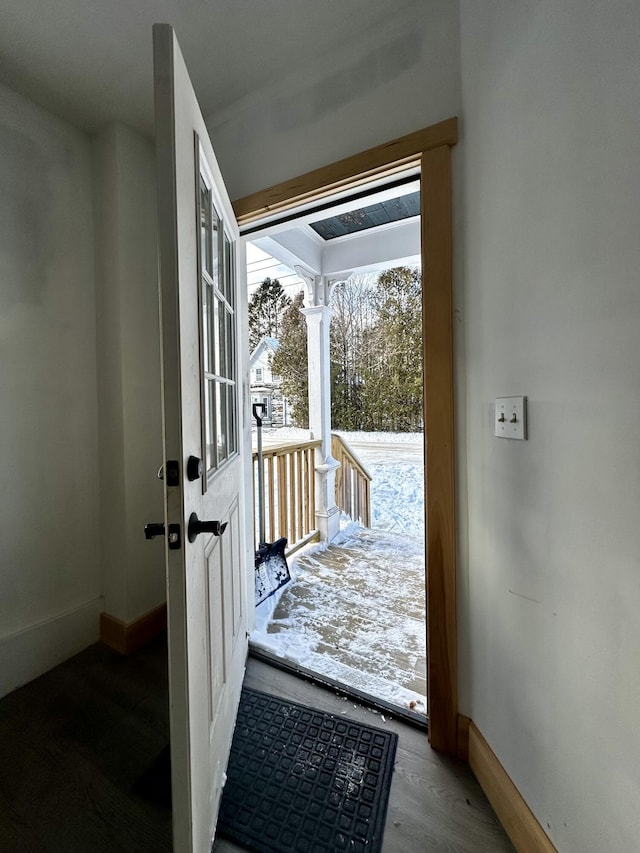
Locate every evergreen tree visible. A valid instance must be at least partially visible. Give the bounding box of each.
[271,292,309,427]
[268,268,422,433]
[248,277,291,352]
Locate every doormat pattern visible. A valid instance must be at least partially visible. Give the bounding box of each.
[217,688,398,853]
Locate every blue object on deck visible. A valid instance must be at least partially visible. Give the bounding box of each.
[255,537,290,605]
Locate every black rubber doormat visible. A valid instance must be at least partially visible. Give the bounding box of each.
[217,688,398,853]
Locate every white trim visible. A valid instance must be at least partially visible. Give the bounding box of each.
[0,597,103,698]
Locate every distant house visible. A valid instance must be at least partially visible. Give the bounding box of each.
[249,337,290,427]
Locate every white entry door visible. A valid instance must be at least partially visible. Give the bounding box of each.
[153,24,253,853]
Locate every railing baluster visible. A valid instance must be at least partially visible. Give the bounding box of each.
[296,450,303,543]
[266,455,274,541]
[278,453,287,540]
[304,448,311,534]
[310,447,316,526]
[252,435,369,555]
[286,454,294,542]
[330,434,372,527]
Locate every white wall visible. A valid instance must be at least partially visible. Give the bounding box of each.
[93,122,165,623]
[0,83,101,696]
[459,2,640,849]
[207,0,461,201]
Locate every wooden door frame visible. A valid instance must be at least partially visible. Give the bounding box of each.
[233,117,458,755]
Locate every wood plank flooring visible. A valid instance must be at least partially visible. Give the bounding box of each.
[0,638,513,852]
[214,655,514,853]
[0,637,172,853]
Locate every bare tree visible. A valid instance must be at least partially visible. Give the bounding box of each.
[248,278,291,351]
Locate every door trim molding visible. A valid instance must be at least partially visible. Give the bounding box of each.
[233,117,457,226]
[233,118,459,754]
[421,142,457,753]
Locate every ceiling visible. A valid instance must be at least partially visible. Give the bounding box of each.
[0,0,421,135]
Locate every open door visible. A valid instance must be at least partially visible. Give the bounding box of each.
[152,24,253,853]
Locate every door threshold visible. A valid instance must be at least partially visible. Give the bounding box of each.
[248,644,428,731]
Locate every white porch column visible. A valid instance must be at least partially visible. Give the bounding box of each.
[299,272,340,542]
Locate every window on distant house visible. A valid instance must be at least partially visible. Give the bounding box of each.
[255,368,263,382]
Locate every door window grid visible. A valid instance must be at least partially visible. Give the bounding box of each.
[198,154,238,478]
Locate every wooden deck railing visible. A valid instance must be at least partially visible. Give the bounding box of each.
[252,434,372,555]
[332,434,372,527]
[252,439,321,555]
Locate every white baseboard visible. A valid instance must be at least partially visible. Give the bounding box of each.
[0,597,103,699]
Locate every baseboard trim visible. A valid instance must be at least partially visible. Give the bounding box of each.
[100,603,167,655]
[457,713,470,762]
[469,721,557,852]
[0,597,102,699]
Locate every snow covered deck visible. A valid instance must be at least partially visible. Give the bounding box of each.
[251,432,427,717]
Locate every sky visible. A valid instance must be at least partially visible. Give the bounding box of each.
[246,243,304,296]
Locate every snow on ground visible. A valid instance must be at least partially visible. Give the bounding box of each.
[251,430,427,714]
[338,432,424,538]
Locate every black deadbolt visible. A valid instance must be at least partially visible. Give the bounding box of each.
[186,455,204,481]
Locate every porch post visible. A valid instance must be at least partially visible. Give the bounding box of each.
[299,273,340,542]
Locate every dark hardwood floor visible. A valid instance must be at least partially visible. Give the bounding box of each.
[0,638,513,852]
[0,637,172,852]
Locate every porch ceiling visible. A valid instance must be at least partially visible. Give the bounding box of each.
[247,174,421,280]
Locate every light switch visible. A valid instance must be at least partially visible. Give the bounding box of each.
[495,396,527,440]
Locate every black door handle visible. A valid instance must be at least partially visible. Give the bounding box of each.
[187,513,227,543]
[145,523,165,539]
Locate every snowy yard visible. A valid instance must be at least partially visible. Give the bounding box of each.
[251,430,427,715]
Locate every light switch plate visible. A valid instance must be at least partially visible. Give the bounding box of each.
[495,396,527,440]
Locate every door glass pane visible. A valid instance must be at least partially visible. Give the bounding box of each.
[216,381,228,463]
[217,300,227,378]
[224,233,233,306]
[225,308,235,381]
[203,282,215,374]
[212,298,220,376]
[200,180,212,276]
[228,384,237,455]
[205,378,215,470]
[211,207,220,287]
